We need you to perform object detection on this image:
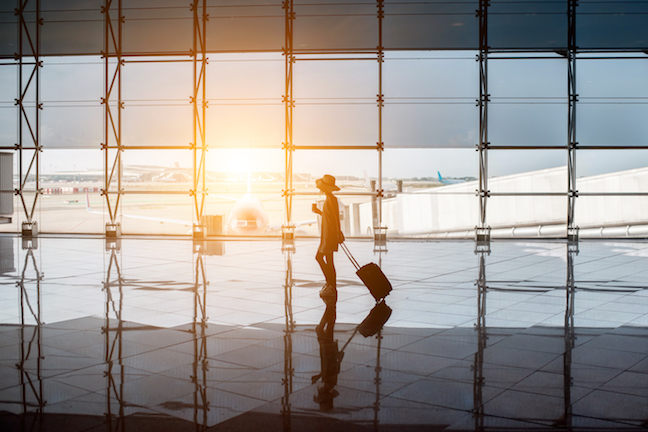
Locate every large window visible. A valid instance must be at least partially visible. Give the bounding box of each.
[2,1,648,239]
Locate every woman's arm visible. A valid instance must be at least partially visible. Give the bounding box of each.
[312,203,323,216]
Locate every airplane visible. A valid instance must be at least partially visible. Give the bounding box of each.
[211,173,316,235]
[437,171,465,185]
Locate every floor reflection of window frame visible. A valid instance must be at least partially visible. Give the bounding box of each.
[282,249,295,430]
[373,251,385,427]
[474,242,576,428]
[563,241,577,429]
[104,243,125,431]
[474,246,487,431]
[103,241,211,430]
[372,328,383,429]
[17,239,45,429]
[192,247,209,429]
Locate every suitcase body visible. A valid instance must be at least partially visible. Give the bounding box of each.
[356,262,392,302]
[341,243,392,302]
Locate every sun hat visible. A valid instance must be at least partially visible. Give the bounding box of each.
[316,174,340,192]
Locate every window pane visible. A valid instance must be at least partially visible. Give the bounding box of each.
[488,150,566,193]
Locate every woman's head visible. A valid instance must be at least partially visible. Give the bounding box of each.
[316,174,340,194]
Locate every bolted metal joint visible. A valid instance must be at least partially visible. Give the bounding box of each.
[21,221,38,238]
[282,225,296,252]
[474,226,491,250]
[105,223,121,238]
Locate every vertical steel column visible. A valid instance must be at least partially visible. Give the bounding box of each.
[567,0,578,241]
[16,0,41,236]
[102,0,123,237]
[476,0,490,242]
[283,0,295,243]
[376,1,384,222]
[374,0,387,252]
[192,0,208,238]
[103,248,124,432]
[192,250,209,429]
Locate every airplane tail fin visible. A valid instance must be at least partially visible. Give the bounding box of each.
[364,170,371,191]
[437,171,443,183]
[85,190,106,215]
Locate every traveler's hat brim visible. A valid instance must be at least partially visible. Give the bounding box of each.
[316,177,340,192]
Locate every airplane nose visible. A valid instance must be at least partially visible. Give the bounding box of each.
[227,201,268,234]
[235,219,258,229]
[233,217,262,234]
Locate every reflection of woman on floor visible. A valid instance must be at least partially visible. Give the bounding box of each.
[312,174,345,303]
[312,298,341,412]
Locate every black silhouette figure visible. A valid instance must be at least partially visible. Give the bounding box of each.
[312,299,341,412]
[311,296,394,413]
[312,174,345,302]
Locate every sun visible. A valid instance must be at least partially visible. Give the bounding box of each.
[207,149,252,174]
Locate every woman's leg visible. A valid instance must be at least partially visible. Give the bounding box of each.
[316,251,336,288]
[324,252,336,289]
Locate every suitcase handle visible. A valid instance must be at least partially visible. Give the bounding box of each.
[340,243,360,270]
[340,328,358,353]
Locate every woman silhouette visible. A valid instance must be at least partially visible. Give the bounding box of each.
[312,174,345,303]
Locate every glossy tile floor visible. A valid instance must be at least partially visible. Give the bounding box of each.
[1,235,648,431]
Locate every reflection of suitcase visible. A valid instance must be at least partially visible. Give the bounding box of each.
[340,300,393,353]
[341,243,392,301]
[357,301,393,337]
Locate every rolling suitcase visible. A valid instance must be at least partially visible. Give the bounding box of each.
[340,243,392,301]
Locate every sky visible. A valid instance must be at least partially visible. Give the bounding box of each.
[2,51,648,179]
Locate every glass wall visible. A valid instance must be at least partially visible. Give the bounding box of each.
[2,2,648,239]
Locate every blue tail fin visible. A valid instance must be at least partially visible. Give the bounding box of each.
[437,171,443,182]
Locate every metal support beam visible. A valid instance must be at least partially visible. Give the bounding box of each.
[567,0,578,241]
[102,0,123,237]
[376,0,387,252]
[16,0,41,236]
[192,0,208,239]
[283,0,295,239]
[477,0,490,241]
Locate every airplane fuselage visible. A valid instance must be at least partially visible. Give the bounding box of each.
[225,194,269,235]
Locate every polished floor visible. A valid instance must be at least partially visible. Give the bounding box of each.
[0,235,647,431]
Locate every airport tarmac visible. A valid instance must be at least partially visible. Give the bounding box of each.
[0,181,374,236]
